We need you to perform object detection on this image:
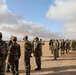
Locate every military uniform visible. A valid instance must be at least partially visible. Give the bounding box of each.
[9,37,21,75]
[65,40,69,53]
[49,40,53,54]
[24,41,32,75]
[0,32,7,75]
[6,40,13,72]
[53,40,58,60]
[34,40,42,70]
[40,39,44,56]
[61,40,65,55]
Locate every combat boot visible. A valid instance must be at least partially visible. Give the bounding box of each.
[35,65,41,70]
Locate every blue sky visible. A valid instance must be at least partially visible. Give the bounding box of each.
[0,0,76,40]
[6,0,61,32]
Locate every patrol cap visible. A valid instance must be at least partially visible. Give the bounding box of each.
[12,36,17,41]
[23,36,28,40]
[35,37,39,40]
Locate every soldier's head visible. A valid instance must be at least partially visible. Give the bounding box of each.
[35,37,39,42]
[23,36,28,41]
[0,32,2,39]
[40,39,42,42]
[12,36,17,42]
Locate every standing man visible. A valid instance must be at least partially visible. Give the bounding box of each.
[23,36,32,75]
[6,35,13,72]
[9,36,21,75]
[34,37,42,70]
[53,39,58,60]
[49,39,53,54]
[40,39,45,56]
[0,32,7,75]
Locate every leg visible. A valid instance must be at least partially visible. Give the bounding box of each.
[35,56,41,70]
[14,60,19,75]
[0,63,5,75]
[25,56,30,75]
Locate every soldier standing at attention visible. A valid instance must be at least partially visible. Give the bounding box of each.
[40,39,45,56]
[53,39,58,60]
[0,32,7,75]
[9,36,21,75]
[34,37,42,70]
[6,35,13,72]
[49,39,53,54]
[23,36,32,75]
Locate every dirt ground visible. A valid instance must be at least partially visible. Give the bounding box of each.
[6,42,76,75]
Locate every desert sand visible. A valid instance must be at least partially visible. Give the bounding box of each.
[6,42,76,75]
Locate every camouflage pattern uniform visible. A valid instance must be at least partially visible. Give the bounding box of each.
[40,39,45,56]
[0,32,7,75]
[49,40,53,54]
[6,39,13,72]
[61,39,65,55]
[34,37,42,70]
[24,41,32,75]
[65,39,69,53]
[9,37,21,75]
[53,40,58,60]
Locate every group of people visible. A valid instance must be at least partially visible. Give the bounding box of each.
[0,32,44,75]
[0,31,76,75]
[49,39,76,60]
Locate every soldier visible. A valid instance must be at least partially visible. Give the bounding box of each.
[40,39,45,56]
[49,39,53,54]
[31,40,35,57]
[56,40,59,57]
[6,35,13,72]
[0,32,7,75]
[61,39,65,55]
[34,37,42,70]
[65,39,69,54]
[23,36,32,75]
[53,39,58,60]
[9,36,21,75]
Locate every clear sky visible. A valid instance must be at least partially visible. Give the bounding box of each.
[0,0,76,40]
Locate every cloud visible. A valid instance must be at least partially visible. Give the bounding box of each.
[46,0,76,39]
[46,0,76,20]
[0,0,59,40]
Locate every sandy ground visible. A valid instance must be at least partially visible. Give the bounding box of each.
[6,42,76,75]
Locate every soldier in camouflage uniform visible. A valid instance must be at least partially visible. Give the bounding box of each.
[34,37,42,70]
[53,39,58,60]
[40,39,45,56]
[49,39,53,54]
[65,39,69,54]
[61,39,65,55]
[0,32,7,75]
[9,36,21,75]
[6,35,13,72]
[23,36,32,75]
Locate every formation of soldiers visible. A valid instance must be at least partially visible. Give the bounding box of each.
[49,39,76,60]
[0,32,45,75]
[0,31,76,75]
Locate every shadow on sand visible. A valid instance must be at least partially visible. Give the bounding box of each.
[31,65,76,75]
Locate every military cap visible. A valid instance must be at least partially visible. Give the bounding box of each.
[35,37,39,40]
[12,36,17,41]
[23,36,28,40]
